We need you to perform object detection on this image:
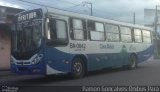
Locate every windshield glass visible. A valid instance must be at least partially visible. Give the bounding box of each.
[11,20,42,59]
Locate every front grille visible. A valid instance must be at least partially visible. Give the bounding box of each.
[13,54,33,60]
[23,62,31,65]
[16,62,23,65]
[16,62,31,65]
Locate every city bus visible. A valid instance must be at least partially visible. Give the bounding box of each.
[11,8,154,78]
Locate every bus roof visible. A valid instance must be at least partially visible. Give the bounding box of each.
[21,8,153,31]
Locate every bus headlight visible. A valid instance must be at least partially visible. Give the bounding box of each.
[10,56,16,64]
[31,54,43,65]
[32,57,39,64]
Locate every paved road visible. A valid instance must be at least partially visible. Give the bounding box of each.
[0,60,160,86]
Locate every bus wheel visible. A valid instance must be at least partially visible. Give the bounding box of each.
[71,58,85,78]
[128,55,137,70]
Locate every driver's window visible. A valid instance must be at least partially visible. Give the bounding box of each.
[46,18,56,40]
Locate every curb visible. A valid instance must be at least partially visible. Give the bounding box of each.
[0,70,15,77]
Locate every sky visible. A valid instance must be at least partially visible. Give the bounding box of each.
[0,0,160,25]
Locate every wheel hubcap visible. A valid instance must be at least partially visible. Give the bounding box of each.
[73,62,82,74]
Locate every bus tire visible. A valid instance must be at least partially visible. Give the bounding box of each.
[128,54,137,70]
[71,58,85,78]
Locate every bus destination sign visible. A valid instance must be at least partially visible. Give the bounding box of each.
[17,9,42,22]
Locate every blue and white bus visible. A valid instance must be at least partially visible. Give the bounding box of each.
[11,8,154,78]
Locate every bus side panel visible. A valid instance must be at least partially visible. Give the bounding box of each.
[44,43,153,75]
[45,47,72,75]
[86,53,131,71]
[86,43,153,71]
[137,44,154,63]
[83,42,130,71]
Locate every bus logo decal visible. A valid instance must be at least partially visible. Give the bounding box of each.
[100,44,114,49]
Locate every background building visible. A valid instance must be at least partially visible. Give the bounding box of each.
[0,5,23,70]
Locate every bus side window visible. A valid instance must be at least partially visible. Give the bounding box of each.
[134,29,142,43]
[88,20,105,41]
[142,30,151,43]
[120,26,132,43]
[88,20,95,31]
[56,20,67,39]
[46,18,68,46]
[105,24,120,42]
[70,18,86,40]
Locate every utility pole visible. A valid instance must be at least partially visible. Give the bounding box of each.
[83,2,92,16]
[133,12,135,24]
[154,5,160,58]
[155,5,158,35]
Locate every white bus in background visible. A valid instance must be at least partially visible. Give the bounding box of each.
[11,8,153,78]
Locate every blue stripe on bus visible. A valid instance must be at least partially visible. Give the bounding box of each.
[45,45,154,73]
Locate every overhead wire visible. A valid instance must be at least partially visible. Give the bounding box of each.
[16,0,124,22]
[17,0,83,11]
[17,0,61,9]
[17,0,92,15]
[53,0,79,5]
[65,3,82,10]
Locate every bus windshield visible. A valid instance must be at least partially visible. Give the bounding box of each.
[11,20,42,59]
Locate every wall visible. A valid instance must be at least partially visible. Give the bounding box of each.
[0,25,10,70]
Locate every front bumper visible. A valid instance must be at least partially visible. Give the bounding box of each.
[11,63,45,75]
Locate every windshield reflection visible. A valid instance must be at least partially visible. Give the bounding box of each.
[11,20,42,59]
